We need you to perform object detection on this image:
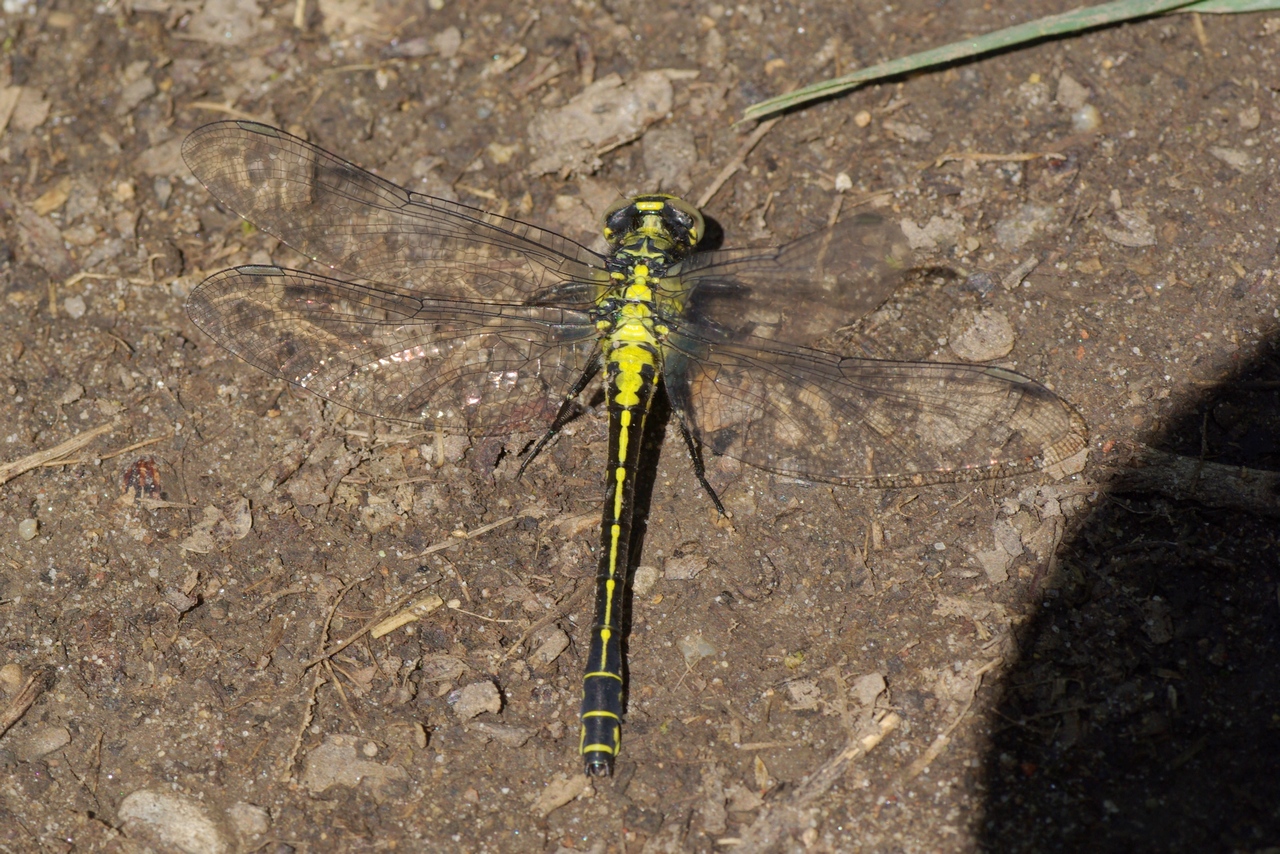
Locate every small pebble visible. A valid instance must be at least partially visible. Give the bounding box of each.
[0,663,24,694]
[118,790,230,854]
[1071,104,1101,133]
[949,309,1016,362]
[631,564,660,597]
[677,633,717,667]
[18,519,38,541]
[15,724,70,762]
[226,802,270,838]
[63,295,87,319]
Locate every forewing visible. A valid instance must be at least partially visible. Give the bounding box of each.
[667,333,1087,487]
[676,213,912,347]
[182,121,606,306]
[188,265,599,434]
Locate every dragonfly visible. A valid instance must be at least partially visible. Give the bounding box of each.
[183,121,1087,776]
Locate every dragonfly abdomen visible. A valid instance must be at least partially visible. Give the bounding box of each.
[579,326,662,776]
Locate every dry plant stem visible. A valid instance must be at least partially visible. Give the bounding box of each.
[1116,447,1280,516]
[729,712,902,853]
[695,117,781,210]
[0,667,56,739]
[0,421,115,485]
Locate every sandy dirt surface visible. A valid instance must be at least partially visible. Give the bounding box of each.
[1,1,1278,851]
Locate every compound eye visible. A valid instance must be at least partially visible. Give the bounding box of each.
[663,198,705,246]
[602,200,638,244]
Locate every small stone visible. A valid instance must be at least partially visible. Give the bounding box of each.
[17,519,38,541]
[992,519,1024,557]
[900,215,963,252]
[470,722,533,747]
[677,633,716,667]
[786,678,821,710]
[299,734,409,794]
[642,125,697,193]
[14,724,70,761]
[0,663,24,694]
[58,382,85,405]
[226,802,270,839]
[631,564,660,596]
[118,790,229,854]
[1209,146,1252,172]
[949,309,1015,362]
[882,119,933,143]
[433,25,462,59]
[1101,209,1157,248]
[452,680,502,720]
[1056,74,1089,110]
[63,295,87,319]
[976,549,1012,584]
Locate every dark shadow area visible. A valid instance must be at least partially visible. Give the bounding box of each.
[980,336,1280,851]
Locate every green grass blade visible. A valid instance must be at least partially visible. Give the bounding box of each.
[1181,0,1280,11]
[741,0,1277,122]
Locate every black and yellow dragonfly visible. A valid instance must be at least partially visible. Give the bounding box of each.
[183,121,1087,776]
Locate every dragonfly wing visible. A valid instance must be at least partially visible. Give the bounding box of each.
[677,213,912,347]
[188,265,600,434]
[182,121,607,306]
[667,333,1087,487]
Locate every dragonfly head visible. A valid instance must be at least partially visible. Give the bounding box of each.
[602,194,704,258]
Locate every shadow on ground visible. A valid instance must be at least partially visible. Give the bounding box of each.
[981,333,1280,851]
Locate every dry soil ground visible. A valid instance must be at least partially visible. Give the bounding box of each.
[0,1,1278,852]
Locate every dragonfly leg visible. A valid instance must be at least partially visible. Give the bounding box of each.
[675,411,728,517]
[516,357,600,480]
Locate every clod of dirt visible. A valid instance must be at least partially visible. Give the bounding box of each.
[853,672,887,708]
[677,633,717,668]
[452,680,502,720]
[900,214,963,252]
[994,203,1056,251]
[470,721,533,747]
[664,553,708,580]
[299,734,408,795]
[179,500,253,554]
[532,772,588,817]
[527,71,674,176]
[531,626,570,666]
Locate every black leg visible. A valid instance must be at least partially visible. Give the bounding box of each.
[674,409,728,517]
[517,357,600,480]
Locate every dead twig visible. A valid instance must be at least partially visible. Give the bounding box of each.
[0,422,115,486]
[696,117,781,210]
[0,667,56,740]
[726,712,901,852]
